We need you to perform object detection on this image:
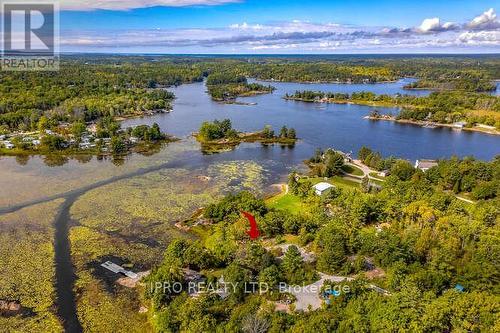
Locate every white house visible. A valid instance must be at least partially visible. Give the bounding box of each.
[313,182,334,196]
[79,142,96,149]
[415,159,438,172]
[101,261,138,279]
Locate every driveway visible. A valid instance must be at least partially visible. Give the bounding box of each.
[280,273,352,311]
[280,273,390,311]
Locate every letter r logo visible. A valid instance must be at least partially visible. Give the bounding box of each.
[2,1,56,56]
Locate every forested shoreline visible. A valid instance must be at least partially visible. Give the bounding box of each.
[286,89,500,131]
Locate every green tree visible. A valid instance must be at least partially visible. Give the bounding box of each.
[358,146,372,161]
[324,150,345,177]
[316,223,347,273]
[41,134,65,151]
[111,136,126,154]
[224,263,252,302]
[361,176,370,193]
[390,160,416,181]
[258,265,282,291]
[281,245,305,285]
[279,126,288,138]
[71,121,86,138]
[38,116,49,132]
[149,123,163,140]
[288,172,299,195]
[262,125,275,139]
[471,181,497,200]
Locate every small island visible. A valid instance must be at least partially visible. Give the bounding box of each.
[206,73,275,102]
[193,119,297,153]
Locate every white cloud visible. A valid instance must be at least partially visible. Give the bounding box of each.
[229,22,264,30]
[458,31,500,44]
[58,8,500,52]
[467,8,500,30]
[442,22,459,30]
[60,0,241,11]
[417,17,458,33]
[419,17,440,32]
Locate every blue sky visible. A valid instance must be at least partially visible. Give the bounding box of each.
[58,0,500,53]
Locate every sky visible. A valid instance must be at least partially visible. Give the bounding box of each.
[55,0,500,53]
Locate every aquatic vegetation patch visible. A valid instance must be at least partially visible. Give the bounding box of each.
[207,160,266,194]
[0,200,64,332]
[69,226,154,332]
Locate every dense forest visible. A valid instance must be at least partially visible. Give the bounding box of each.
[209,55,499,90]
[0,61,203,132]
[144,152,499,332]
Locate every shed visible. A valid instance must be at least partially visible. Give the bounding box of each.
[313,182,334,196]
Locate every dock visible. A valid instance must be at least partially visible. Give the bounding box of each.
[101,261,138,279]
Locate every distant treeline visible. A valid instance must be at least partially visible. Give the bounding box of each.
[0,62,203,132]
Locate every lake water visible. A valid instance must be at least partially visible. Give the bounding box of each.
[122,78,500,162]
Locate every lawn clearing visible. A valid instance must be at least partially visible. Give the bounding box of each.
[342,164,364,176]
[267,192,309,214]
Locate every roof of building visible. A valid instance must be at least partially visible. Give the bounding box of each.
[417,159,438,169]
[313,182,334,192]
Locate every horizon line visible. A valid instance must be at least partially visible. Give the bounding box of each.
[59,52,500,56]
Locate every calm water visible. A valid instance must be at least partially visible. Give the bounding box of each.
[122,78,500,162]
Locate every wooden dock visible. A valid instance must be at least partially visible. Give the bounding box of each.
[101,261,138,279]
